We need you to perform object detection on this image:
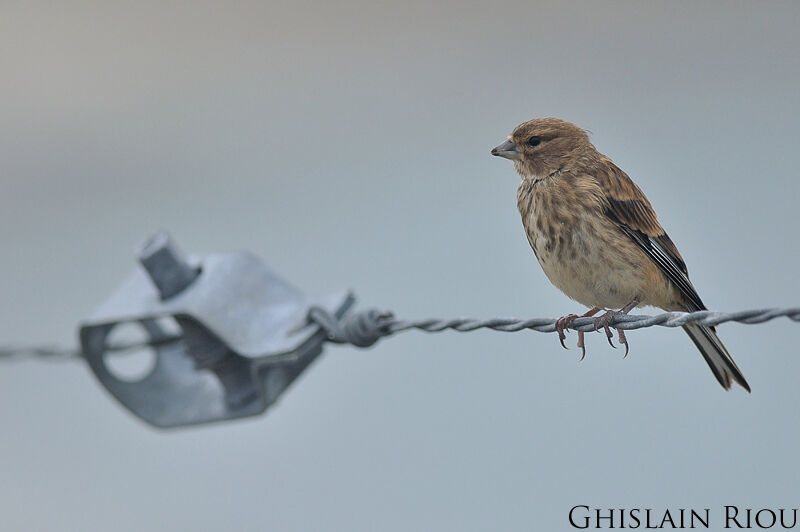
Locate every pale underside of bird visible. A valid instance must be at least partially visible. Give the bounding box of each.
[491,117,750,392]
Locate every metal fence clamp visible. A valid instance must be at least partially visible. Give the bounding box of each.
[80,232,353,428]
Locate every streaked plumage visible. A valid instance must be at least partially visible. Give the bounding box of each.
[492,117,750,392]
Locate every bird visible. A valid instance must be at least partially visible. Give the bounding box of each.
[491,117,750,392]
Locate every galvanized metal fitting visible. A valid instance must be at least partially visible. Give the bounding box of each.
[79,232,353,428]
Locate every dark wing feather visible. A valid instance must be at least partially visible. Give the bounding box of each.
[591,157,750,392]
[594,158,706,312]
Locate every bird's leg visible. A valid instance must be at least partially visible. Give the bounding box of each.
[593,298,640,357]
[556,307,601,359]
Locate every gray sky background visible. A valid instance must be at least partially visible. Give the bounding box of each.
[2,2,799,530]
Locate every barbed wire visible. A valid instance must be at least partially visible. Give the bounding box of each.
[2,307,798,362]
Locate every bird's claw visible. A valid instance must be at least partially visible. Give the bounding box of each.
[557,308,601,360]
[593,311,617,348]
[619,329,630,358]
[555,314,579,350]
[577,330,586,361]
[593,309,632,357]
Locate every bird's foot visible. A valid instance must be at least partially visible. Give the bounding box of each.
[556,307,601,360]
[555,314,579,350]
[593,299,639,357]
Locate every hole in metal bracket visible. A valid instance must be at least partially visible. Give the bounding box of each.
[102,318,181,382]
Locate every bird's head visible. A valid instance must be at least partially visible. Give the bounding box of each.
[491,117,593,180]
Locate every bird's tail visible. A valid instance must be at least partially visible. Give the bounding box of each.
[682,323,750,392]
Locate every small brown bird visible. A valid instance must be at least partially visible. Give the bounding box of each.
[491,117,749,392]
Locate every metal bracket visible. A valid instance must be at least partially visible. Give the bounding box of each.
[79,233,353,428]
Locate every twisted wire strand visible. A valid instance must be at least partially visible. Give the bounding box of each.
[2,307,799,361]
[0,346,81,361]
[310,307,800,348]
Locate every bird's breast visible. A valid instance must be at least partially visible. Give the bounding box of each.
[517,177,650,309]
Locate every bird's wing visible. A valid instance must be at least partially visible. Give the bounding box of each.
[591,158,750,392]
[593,158,706,312]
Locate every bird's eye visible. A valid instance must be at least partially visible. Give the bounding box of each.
[528,136,541,146]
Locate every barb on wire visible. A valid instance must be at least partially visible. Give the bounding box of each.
[308,306,800,349]
[2,307,799,362]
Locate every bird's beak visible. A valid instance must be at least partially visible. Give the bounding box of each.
[491,139,520,160]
